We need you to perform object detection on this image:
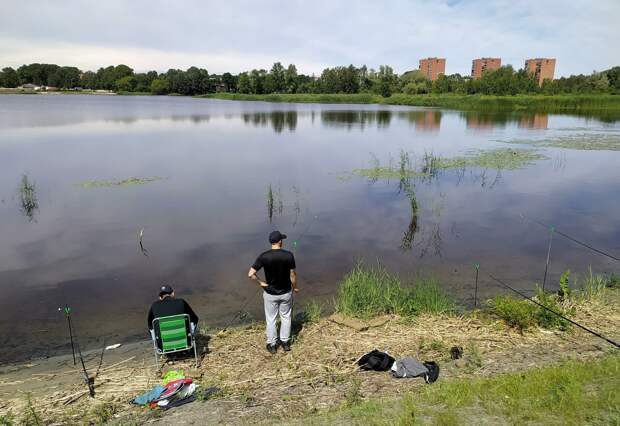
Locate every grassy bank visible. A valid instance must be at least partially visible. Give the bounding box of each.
[293,353,620,425]
[1,263,617,425]
[201,93,620,112]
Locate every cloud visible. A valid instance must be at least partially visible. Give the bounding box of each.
[0,0,618,75]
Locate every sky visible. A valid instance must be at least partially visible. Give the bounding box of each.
[1,0,619,77]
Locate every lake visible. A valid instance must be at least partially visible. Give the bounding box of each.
[1,94,619,363]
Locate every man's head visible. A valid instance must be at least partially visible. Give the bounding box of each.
[159,285,175,300]
[269,230,287,248]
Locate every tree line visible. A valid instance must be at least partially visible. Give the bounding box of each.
[1,62,619,96]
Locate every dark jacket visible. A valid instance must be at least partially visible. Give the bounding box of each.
[147,297,199,330]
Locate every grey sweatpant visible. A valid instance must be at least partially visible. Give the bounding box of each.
[263,290,293,345]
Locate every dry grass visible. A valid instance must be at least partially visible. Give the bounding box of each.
[1,290,618,424]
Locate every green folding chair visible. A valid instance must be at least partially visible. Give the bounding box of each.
[151,314,198,369]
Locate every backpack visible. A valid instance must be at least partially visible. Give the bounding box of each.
[357,350,395,371]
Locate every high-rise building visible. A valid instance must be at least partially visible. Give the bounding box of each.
[524,58,556,86]
[471,58,501,79]
[419,58,446,81]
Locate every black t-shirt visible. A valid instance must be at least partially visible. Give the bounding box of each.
[252,249,296,295]
[147,297,199,330]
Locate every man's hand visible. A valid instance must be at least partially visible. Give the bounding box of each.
[260,281,268,288]
[293,287,300,293]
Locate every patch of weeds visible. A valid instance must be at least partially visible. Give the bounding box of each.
[21,393,42,426]
[558,269,572,298]
[336,261,454,319]
[606,273,620,289]
[534,287,573,331]
[465,342,483,372]
[344,378,363,407]
[239,390,255,407]
[351,148,547,181]
[89,401,118,424]
[489,295,536,332]
[76,176,164,188]
[580,267,608,301]
[0,410,15,426]
[300,300,323,324]
[500,133,620,151]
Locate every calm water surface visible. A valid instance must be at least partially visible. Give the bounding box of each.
[1,94,619,362]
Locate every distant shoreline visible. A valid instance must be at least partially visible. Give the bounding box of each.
[3,89,620,114]
[199,92,620,112]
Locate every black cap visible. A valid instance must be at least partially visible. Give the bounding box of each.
[269,230,287,244]
[159,285,174,297]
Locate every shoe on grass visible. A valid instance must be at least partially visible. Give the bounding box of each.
[266,343,277,354]
[281,340,291,352]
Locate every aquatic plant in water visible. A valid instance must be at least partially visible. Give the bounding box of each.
[351,148,547,181]
[19,174,38,221]
[499,133,620,151]
[76,176,164,188]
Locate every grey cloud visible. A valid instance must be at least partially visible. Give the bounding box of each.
[0,0,618,75]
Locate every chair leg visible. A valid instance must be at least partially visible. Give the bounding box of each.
[152,338,159,371]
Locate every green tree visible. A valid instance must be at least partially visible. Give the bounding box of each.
[269,62,286,92]
[237,72,251,93]
[222,72,236,92]
[115,75,137,92]
[284,64,298,93]
[0,67,20,87]
[150,77,169,95]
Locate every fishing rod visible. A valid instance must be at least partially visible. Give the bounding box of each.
[59,306,76,365]
[520,213,620,263]
[488,273,620,349]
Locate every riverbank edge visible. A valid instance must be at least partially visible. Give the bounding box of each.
[199,92,620,112]
[1,285,617,425]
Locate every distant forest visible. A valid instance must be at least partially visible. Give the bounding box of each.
[1,62,619,96]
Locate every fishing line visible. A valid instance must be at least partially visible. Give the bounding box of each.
[520,213,620,263]
[488,273,619,349]
[293,214,318,251]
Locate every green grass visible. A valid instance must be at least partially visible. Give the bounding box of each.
[293,353,620,425]
[75,176,164,188]
[335,261,455,319]
[202,93,620,113]
[351,148,547,181]
[501,133,620,151]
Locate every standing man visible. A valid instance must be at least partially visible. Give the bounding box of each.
[248,230,298,353]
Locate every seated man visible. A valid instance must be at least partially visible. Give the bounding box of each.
[147,285,199,348]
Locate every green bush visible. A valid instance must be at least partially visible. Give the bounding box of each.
[335,261,454,319]
[491,287,573,331]
[490,296,536,332]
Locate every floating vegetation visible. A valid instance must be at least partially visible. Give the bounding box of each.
[19,174,38,221]
[499,133,620,151]
[76,176,164,188]
[351,148,547,181]
[267,184,274,223]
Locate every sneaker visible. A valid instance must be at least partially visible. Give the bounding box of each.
[281,340,291,352]
[266,343,277,354]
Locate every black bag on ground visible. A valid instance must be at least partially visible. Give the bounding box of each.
[423,361,440,384]
[357,350,395,371]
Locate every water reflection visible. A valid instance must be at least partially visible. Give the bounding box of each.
[321,110,392,129]
[518,114,548,129]
[243,111,298,133]
[399,111,443,131]
[463,111,550,130]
